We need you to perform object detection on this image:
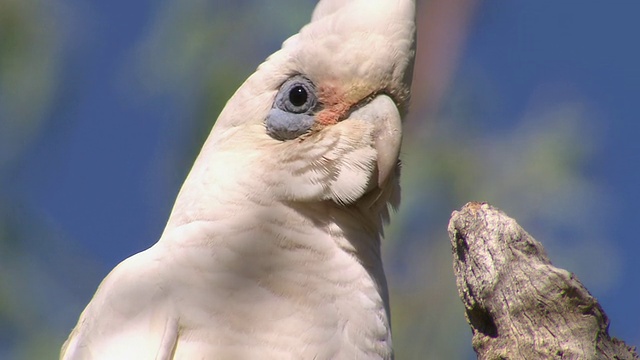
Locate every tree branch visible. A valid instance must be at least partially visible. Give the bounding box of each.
[448,202,638,359]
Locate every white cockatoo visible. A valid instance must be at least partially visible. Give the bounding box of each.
[62,0,416,359]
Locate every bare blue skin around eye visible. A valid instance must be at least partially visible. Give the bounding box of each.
[265,108,315,140]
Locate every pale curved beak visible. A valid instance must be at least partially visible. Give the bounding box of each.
[348,94,402,188]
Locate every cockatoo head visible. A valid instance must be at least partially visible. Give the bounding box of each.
[177,0,416,221]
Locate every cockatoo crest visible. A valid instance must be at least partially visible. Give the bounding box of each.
[62,1,416,359]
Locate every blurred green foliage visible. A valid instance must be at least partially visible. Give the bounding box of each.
[0,0,63,167]
[0,0,67,358]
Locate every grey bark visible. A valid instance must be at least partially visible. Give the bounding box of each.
[448,202,638,360]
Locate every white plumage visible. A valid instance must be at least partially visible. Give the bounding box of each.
[62,1,416,359]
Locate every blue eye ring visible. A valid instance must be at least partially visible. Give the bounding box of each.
[266,76,318,140]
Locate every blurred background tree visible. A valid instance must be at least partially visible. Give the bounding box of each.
[1,0,636,359]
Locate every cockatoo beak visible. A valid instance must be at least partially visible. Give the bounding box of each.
[345,94,402,188]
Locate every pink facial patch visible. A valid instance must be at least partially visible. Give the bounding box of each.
[315,85,354,126]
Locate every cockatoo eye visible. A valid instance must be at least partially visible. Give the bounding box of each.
[265,76,317,140]
[276,76,317,114]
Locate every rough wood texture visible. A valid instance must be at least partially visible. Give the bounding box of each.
[448,202,638,360]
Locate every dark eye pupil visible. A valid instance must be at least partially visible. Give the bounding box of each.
[289,86,308,107]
